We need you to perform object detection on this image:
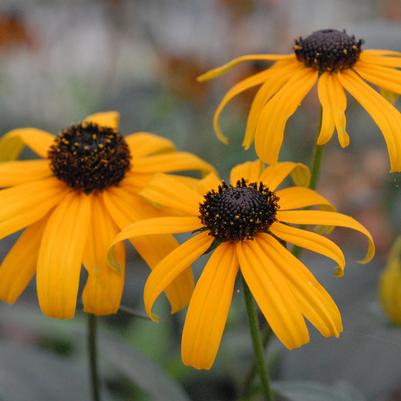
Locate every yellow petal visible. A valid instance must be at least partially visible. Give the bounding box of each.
[0,134,24,161]
[260,162,310,191]
[181,243,238,369]
[254,68,318,164]
[276,186,335,211]
[144,231,214,321]
[229,160,263,185]
[197,54,296,82]
[0,216,48,303]
[140,173,203,215]
[212,69,272,144]
[125,132,175,158]
[360,53,401,68]
[257,233,343,337]
[317,73,335,145]
[0,178,66,239]
[277,210,375,264]
[103,188,195,313]
[363,49,401,57]
[83,111,119,130]
[132,152,215,175]
[0,160,51,187]
[195,172,222,195]
[37,193,92,319]
[339,69,401,172]
[1,128,54,158]
[271,222,345,276]
[243,61,302,149]
[237,240,309,349]
[82,195,125,315]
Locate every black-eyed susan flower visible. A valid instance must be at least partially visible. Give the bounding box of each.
[0,111,214,319]
[199,29,401,172]
[379,236,401,325]
[110,159,375,369]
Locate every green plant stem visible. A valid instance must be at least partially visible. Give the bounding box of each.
[242,276,275,401]
[87,314,101,401]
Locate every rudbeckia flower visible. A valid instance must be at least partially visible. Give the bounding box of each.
[110,160,375,369]
[379,236,401,325]
[0,111,214,319]
[199,29,401,172]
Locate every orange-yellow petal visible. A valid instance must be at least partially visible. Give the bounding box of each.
[229,160,263,185]
[144,231,214,321]
[277,210,375,264]
[125,132,175,158]
[82,195,125,315]
[181,243,238,369]
[317,73,335,145]
[0,160,51,187]
[237,239,309,349]
[0,216,48,303]
[275,186,334,211]
[37,193,92,319]
[83,111,119,130]
[260,162,310,191]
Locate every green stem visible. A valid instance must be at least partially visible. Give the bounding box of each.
[309,144,325,190]
[242,276,275,401]
[87,314,101,401]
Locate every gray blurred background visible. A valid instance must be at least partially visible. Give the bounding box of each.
[0,1,401,400]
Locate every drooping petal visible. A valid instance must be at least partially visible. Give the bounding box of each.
[197,54,296,82]
[125,132,175,158]
[181,243,239,369]
[1,128,54,158]
[0,160,51,187]
[0,134,24,161]
[212,69,274,144]
[0,178,66,239]
[338,69,401,172]
[132,152,215,175]
[229,160,263,185]
[103,188,195,313]
[260,162,310,191]
[243,61,303,149]
[144,232,214,321]
[37,193,92,319]
[0,216,48,303]
[270,222,345,276]
[237,240,310,349]
[82,195,125,315]
[317,73,335,145]
[83,111,119,130]
[254,68,318,164]
[257,234,343,337]
[275,186,334,211]
[277,210,375,263]
[139,173,203,215]
[354,61,401,94]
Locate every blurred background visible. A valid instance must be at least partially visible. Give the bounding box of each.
[0,0,401,400]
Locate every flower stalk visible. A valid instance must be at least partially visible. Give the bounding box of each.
[87,314,101,401]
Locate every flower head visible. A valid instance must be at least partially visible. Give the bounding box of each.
[0,111,214,319]
[379,236,401,325]
[199,29,401,172]
[110,159,375,369]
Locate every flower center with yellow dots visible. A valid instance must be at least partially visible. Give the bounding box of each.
[293,29,363,73]
[48,122,131,194]
[199,179,279,242]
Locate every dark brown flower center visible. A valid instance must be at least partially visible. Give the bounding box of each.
[199,179,279,242]
[48,122,131,194]
[293,29,363,72]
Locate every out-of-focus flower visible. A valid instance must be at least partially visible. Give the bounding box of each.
[0,111,214,319]
[199,29,401,172]
[0,11,37,51]
[110,159,374,369]
[379,236,401,325]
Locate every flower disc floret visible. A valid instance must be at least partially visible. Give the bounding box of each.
[48,122,131,194]
[293,29,363,72]
[199,178,279,242]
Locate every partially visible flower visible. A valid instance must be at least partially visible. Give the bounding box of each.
[110,160,375,369]
[379,236,401,325]
[199,29,401,172]
[0,111,214,319]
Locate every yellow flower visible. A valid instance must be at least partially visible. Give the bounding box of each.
[379,236,401,325]
[111,159,375,369]
[0,111,214,319]
[199,29,401,172]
